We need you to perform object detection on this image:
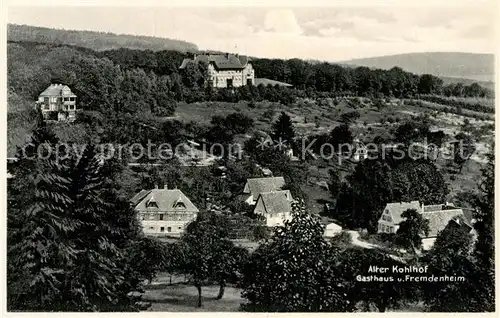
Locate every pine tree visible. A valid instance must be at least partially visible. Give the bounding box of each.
[8,118,77,310]
[61,144,143,311]
[8,120,147,311]
[271,111,295,143]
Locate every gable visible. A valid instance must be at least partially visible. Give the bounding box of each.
[253,196,267,215]
[243,182,251,194]
[384,201,421,224]
[254,190,293,216]
[380,213,393,223]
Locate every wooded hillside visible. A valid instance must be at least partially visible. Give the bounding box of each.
[8,24,198,52]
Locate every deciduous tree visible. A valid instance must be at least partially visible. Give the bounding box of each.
[394,209,430,252]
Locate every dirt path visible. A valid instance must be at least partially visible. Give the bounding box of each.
[346,230,377,249]
[346,230,407,263]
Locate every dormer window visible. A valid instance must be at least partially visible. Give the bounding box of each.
[173,194,186,209]
[174,201,186,209]
[147,201,158,208]
[146,194,158,208]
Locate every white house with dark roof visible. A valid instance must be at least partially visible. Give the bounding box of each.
[130,187,199,236]
[179,53,255,88]
[241,176,286,205]
[377,200,474,250]
[36,83,78,121]
[253,190,294,227]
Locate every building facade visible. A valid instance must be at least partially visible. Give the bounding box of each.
[36,84,78,121]
[377,201,474,250]
[179,53,255,88]
[130,188,199,236]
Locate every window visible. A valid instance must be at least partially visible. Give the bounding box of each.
[159,214,164,220]
[160,227,165,232]
[149,214,155,220]
[141,214,145,220]
[149,226,154,230]
[70,97,76,101]
[146,201,158,208]
[167,227,172,233]
[174,202,186,209]
[43,104,50,110]
[178,227,182,230]
[64,97,70,101]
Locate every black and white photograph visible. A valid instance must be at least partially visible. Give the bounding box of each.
[3,0,496,313]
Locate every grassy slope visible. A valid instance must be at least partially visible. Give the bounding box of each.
[171,98,491,207]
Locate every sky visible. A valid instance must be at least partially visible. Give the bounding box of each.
[7,5,497,61]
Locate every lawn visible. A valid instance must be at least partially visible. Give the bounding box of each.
[144,282,245,312]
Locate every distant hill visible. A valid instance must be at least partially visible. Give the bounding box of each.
[7,24,198,52]
[341,52,494,82]
[440,76,495,92]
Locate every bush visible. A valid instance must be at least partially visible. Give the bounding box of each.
[252,225,270,241]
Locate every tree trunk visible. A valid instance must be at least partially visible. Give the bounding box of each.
[196,284,202,308]
[377,299,387,312]
[216,281,225,300]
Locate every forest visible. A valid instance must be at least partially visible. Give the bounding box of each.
[8,24,198,52]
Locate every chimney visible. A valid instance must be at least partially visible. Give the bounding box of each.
[154,184,159,189]
[164,184,169,189]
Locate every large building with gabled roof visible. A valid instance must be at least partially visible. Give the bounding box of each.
[179,53,255,88]
[130,187,199,236]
